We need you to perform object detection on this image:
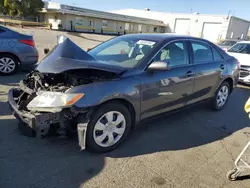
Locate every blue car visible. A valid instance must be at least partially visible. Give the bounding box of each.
[0,25,38,75]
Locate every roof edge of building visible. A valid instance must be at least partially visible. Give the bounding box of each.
[43,2,166,26]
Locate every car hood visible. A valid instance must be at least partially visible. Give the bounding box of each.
[227,52,250,66]
[36,37,126,74]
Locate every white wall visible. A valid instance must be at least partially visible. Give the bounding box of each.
[112,9,246,41]
[44,13,62,30]
[227,17,250,40]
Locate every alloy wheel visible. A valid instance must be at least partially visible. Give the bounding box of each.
[216,85,229,107]
[0,57,16,73]
[93,111,126,147]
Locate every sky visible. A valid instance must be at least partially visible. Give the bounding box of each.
[53,0,250,20]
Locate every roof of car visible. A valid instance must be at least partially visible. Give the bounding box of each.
[121,33,204,41]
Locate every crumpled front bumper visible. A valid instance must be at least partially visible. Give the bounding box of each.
[8,88,60,133]
[8,88,88,150]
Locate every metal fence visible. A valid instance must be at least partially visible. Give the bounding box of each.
[0,15,50,28]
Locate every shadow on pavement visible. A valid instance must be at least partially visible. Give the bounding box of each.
[0,87,250,187]
[236,175,250,181]
[0,72,26,86]
[108,87,250,158]
[0,101,105,188]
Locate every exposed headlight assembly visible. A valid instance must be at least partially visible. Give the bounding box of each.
[27,92,84,112]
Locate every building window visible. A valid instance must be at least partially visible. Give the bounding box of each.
[75,17,83,26]
[230,32,234,38]
[153,27,157,32]
[131,24,134,31]
[102,20,108,28]
[125,23,129,30]
[138,25,142,32]
[88,20,92,26]
[241,33,244,39]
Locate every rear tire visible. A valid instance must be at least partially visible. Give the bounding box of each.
[85,102,132,153]
[0,54,19,75]
[212,82,230,111]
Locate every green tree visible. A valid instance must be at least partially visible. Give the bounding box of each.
[0,0,44,17]
[0,0,8,6]
[0,0,9,15]
[20,0,44,17]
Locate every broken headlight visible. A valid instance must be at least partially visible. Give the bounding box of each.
[27,91,84,112]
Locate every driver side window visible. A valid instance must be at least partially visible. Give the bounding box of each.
[153,41,189,67]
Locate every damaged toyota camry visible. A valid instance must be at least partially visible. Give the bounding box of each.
[8,34,239,153]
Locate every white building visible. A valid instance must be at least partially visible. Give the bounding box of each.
[111,9,250,43]
[39,2,166,35]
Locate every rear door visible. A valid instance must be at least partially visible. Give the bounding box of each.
[188,40,226,104]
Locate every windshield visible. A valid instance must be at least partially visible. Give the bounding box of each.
[218,40,237,46]
[88,37,158,68]
[228,43,250,54]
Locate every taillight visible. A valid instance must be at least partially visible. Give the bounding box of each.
[19,40,35,47]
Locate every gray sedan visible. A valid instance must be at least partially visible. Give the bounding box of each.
[8,34,239,153]
[0,25,38,75]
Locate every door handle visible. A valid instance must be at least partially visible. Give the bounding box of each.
[220,64,225,70]
[185,71,194,78]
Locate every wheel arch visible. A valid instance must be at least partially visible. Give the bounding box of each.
[0,52,21,64]
[222,77,234,93]
[96,98,137,128]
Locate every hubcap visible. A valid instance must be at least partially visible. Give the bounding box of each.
[93,111,126,147]
[216,85,229,107]
[0,57,15,73]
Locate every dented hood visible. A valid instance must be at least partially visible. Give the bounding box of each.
[36,37,126,74]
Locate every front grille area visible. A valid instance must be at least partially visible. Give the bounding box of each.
[240,70,250,78]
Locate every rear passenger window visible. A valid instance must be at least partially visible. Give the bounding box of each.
[212,48,223,61]
[191,42,213,63]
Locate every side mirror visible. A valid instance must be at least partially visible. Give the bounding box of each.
[147,61,169,71]
[44,48,50,54]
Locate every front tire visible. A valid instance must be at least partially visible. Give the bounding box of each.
[86,102,132,153]
[0,54,19,75]
[212,82,230,111]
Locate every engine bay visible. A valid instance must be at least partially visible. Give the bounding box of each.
[22,69,118,93]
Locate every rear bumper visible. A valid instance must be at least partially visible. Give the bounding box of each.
[8,88,60,131]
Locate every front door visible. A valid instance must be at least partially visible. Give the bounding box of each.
[188,40,227,104]
[141,40,195,119]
